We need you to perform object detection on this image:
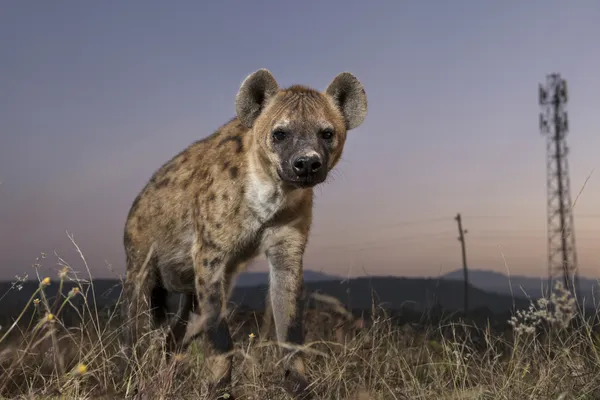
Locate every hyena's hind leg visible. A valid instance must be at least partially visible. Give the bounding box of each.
[120,244,158,372]
[150,283,170,327]
[164,292,196,355]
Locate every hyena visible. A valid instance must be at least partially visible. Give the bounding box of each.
[121,68,367,399]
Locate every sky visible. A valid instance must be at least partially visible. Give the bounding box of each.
[1,1,599,283]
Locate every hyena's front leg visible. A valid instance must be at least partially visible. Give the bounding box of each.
[183,249,234,399]
[265,226,313,399]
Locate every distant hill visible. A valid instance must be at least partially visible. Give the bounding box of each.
[0,271,534,325]
[232,275,531,314]
[443,269,600,305]
[234,270,341,287]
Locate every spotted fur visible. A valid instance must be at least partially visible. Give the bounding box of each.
[121,69,367,399]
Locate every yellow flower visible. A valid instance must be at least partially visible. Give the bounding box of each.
[46,313,54,322]
[41,277,50,286]
[33,298,40,306]
[75,363,87,375]
[248,332,256,339]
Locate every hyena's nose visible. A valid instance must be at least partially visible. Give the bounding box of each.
[292,154,322,178]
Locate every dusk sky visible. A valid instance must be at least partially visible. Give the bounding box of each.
[1,1,599,283]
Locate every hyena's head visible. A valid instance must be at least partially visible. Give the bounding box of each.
[236,69,367,189]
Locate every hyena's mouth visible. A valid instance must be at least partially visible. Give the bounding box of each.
[295,178,322,188]
[277,169,326,188]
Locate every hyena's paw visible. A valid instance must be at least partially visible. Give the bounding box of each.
[283,369,314,400]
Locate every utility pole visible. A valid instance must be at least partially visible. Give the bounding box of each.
[539,73,579,299]
[455,213,469,314]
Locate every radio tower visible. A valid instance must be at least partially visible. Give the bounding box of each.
[538,73,579,298]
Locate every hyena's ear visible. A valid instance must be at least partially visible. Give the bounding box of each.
[325,72,367,130]
[236,69,280,128]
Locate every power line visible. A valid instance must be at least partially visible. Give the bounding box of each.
[308,241,458,255]
[308,231,456,252]
[470,228,600,235]
[374,216,452,229]
[462,214,600,220]
[307,233,600,258]
[310,216,452,237]
[462,215,541,220]
[312,214,600,239]
[309,227,600,253]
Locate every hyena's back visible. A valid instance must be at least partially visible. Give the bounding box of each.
[123,118,251,293]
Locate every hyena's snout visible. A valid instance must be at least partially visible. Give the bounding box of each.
[292,152,323,178]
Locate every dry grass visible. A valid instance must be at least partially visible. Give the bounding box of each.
[1,248,600,399]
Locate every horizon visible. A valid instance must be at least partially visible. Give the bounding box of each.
[0,267,593,285]
[2,2,599,282]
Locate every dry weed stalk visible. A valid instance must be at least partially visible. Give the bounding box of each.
[1,237,600,398]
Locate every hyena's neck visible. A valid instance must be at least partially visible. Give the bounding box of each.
[244,149,305,224]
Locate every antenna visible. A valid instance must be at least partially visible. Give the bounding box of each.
[538,73,579,299]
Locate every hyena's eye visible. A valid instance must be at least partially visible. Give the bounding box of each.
[320,128,334,141]
[272,129,287,142]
